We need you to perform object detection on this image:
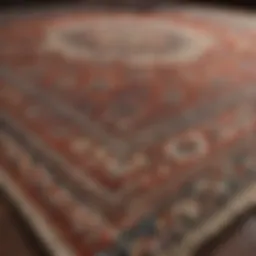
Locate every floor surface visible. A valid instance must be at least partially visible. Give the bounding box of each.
[0,192,47,256]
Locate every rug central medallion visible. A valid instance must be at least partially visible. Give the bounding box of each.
[43,17,214,65]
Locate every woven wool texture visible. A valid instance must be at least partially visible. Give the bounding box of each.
[1,6,256,256]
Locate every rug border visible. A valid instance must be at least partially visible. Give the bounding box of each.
[2,161,256,256]
[164,183,256,256]
[0,167,75,256]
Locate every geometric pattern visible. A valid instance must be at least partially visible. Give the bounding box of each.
[1,6,256,256]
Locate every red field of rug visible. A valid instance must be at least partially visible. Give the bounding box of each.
[1,6,256,256]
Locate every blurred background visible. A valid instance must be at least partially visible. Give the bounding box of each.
[0,0,255,10]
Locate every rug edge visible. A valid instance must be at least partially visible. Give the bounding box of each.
[166,183,256,256]
[0,167,75,256]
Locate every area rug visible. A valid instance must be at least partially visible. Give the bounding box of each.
[1,5,256,256]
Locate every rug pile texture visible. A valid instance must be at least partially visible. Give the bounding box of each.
[1,6,256,256]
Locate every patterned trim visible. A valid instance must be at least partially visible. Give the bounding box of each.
[0,168,76,256]
[3,111,256,255]
[101,135,256,255]
[165,184,256,256]
[2,164,256,256]
[2,103,256,255]
[0,115,113,200]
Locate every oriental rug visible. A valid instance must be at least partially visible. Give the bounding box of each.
[1,5,256,256]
